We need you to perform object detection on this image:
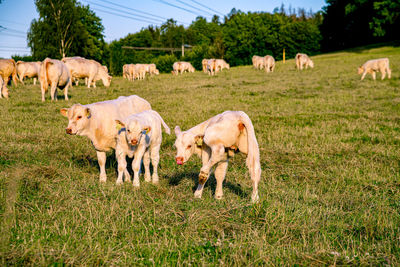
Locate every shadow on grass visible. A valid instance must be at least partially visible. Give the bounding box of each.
[166,169,248,199]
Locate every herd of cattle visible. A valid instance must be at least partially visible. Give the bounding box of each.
[0,53,392,100]
[0,53,393,202]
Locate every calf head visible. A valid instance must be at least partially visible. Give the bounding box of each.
[116,119,151,146]
[357,66,364,74]
[173,126,199,165]
[309,60,314,68]
[102,75,112,87]
[60,104,91,135]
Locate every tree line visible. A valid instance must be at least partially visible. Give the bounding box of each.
[21,0,400,75]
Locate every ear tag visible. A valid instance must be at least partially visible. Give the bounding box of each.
[116,124,123,131]
[196,138,203,147]
[143,128,150,135]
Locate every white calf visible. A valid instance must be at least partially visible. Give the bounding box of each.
[115,110,170,186]
[174,111,261,203]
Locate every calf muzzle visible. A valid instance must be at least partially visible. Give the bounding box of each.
[66,128,73,135]
[130,139,138,146]
[176,157,184,165]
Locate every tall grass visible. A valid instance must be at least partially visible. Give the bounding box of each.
[1,45,399,265]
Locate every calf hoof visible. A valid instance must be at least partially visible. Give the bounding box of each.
[132,181,140,187]
[251,193,260,203]
[99,175,107,183]
[144,175,151,183]
[116,179,123,185]
[198,171,208,184]
[194,190,202,198]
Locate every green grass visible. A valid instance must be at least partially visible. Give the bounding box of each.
[1,45,400,265]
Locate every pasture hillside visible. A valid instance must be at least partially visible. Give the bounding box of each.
[1,46,400,265]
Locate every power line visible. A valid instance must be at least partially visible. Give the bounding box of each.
[95,0,189,25]
[0,32,26,39]
[152,0,204,17]
[83,0,165,23]
[0,46,29,49]
[188,0,225,17]
[0,25,27,35]
[91,7,161,25]
[173,0,213,17]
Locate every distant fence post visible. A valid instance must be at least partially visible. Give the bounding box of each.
[182,44,184,57]
[283,48,285,63]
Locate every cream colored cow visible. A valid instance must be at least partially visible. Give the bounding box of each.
[295,53,314,70]
[0,59,18,87]
[358,58,391,80]
[206,59,216,76]
[39,58,71,101]
[62,57,111,88]
[134,64,146,80]
[202,59,209,73]
[172,62,195,75]
[60,95,152,182]
[215,59,230,72]
[115,110,170,186]
[252,55,264,70]
[263,55,275,72]
[123,64,129,79]
[174,111,261,203]
[16,61,41,85]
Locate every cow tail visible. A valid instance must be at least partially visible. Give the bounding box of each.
[238,111,261,183]
[151,110,170,135]
[40,58,52,92]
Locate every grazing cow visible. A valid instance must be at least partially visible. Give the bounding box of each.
[174,111,261,203]
[60,95,152,182]
[172,62,195,75]
[358,58,391,80]
[206,59,216,76]
[252,55,264,70]
[115,110,170,186]
[134,64,146,80]
[295,53,314,70]
[263,55,275,72]
[16,61,41,85]
[0,59,18,87]
[62,57,112,88]
[215,59,230,72]
[202,59,209,73]
[39,58,71,102]
[0,76,8,99]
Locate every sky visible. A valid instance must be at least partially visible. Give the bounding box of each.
[0,0,326,58]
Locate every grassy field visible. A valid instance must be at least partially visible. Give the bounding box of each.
[1,45,400,265]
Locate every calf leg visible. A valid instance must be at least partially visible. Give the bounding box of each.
[372,71,376,80]
[195,144,227,199]
[194,147,211,198]
[33,77,37,85]
[41,85,46,102]
[131,146,146,187]
[150,144,161,184]
[19,73,25,85]
[214,160,228,200]
[250,163,261,203]
[387,68,391,79]
[381,69,386,80]
[143,149,151,182]
[96,151,107,182]
[87,77,93,88]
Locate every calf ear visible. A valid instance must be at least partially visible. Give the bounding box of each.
[60,108,69,117]
[85,108,91,118]
[174,126,181,136]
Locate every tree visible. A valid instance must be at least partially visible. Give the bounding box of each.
[28,0,105,61]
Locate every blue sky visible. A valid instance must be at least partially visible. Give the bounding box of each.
[0,0,325,58]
